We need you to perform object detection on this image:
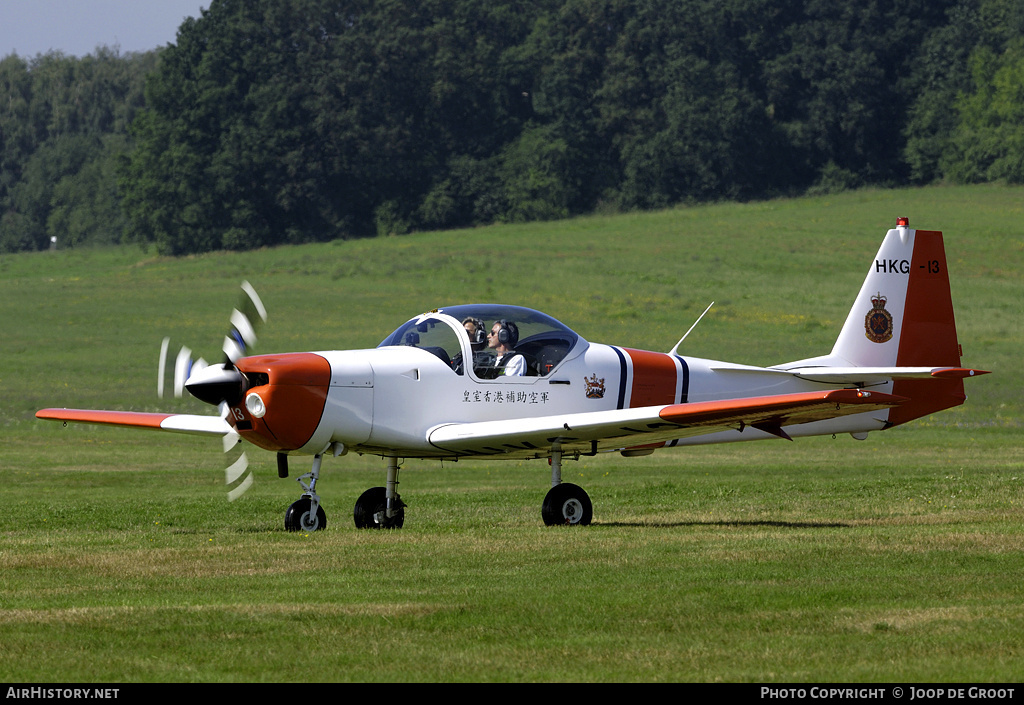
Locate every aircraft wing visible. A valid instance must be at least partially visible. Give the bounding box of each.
[36,408,232,436]
[428,388,905,457]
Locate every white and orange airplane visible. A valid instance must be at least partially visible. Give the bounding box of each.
[38,219,988,530]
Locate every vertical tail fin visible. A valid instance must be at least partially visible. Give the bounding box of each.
[831,220,967,425]
[832,223,961,368]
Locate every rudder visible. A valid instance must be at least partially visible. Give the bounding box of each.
[889,228,967,425]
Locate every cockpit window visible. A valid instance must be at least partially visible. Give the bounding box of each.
[379,305,582,379]
[378,315,464,374]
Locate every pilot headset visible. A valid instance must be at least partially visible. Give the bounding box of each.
[495,319,518,347]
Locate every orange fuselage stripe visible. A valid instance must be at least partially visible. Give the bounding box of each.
[623,348,679,408]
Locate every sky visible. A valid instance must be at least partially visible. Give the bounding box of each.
[1,1,209,58]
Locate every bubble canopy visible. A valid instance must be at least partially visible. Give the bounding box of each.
[378,304,583,378]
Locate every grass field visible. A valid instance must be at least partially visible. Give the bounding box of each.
[1,185,1021,682]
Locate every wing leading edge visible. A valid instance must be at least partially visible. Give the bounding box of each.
[428,388,905,457]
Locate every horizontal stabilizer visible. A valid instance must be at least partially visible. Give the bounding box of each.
[781,366,990,385]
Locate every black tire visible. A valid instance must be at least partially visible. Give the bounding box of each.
[353,487,405,529]
[541,483,593,526]
[285,497,327,532]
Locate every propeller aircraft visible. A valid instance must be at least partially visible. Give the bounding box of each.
[37,219,989,530]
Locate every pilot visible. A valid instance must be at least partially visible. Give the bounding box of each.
[488,320,526,376]
[462,317,486,352]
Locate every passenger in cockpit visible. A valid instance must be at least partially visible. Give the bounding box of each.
[452,317,488,375]
[462,317,486,352]
[488,320,526,376]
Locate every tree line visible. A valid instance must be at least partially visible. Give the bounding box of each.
[2,0,1022,255]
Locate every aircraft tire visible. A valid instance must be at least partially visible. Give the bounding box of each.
[542,483,593,526]
[353,487,405,529]
[285,497,327,532]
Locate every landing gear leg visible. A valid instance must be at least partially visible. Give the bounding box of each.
[386,456,401,521]
[541,448,592,526]
[285,453,327,531]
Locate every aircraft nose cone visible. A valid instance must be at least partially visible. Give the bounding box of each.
[185,363,246,406]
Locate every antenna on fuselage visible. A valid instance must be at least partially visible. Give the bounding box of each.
[669,302,714,356]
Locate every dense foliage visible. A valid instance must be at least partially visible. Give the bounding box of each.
[1,0,1022,254]
[0,48,157,252]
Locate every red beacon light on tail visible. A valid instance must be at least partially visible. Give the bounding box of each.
[896,216,909,227]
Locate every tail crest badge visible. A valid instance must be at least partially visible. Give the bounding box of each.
[864,293,894,343]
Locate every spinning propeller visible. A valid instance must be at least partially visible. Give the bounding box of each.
[157,281,268,501]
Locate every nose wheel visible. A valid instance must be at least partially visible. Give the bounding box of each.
[285,453,327,532]
[285,496,327,531]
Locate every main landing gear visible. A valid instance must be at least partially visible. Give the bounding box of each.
[541,449,593,526]
[353,457,405,529]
